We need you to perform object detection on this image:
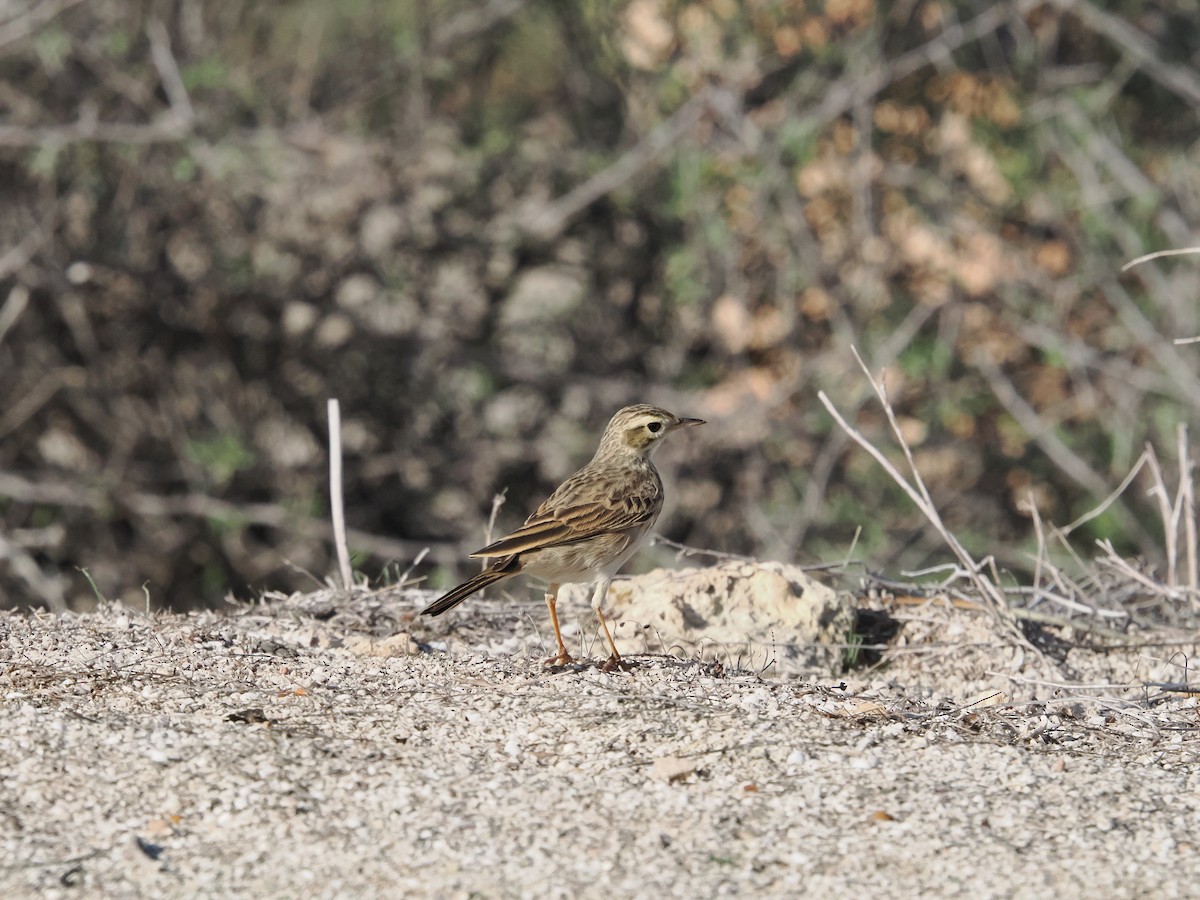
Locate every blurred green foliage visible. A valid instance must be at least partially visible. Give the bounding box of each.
[0,0,1197,609]
[187,434,256,490]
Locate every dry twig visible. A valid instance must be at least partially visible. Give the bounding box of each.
[520,89,712,240]
[1054,0,1200,106]
[817,347,1042,657]
[0,470,464,566]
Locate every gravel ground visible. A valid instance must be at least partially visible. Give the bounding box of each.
[2,585,1199,899]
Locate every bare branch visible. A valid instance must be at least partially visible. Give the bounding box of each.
[647,534,756,564]
[802,0,1043,133]
[0,532,66,610]
[1142,443,1179,587]
[1054,0,1200,107]
[0,227,47,282]
[0,470,465,566]
[973,351,1112,498]
[0,118,189,147]
[427,0,528,54]
[0,18,194,147]
[520,89,711,240]
[146,19,195,126]
[0,0,83,52]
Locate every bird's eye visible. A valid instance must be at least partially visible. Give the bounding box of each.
[647,421,663,434]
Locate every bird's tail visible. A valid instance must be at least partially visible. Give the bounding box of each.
[421,558,518,616]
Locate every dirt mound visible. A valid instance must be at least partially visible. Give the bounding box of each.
[599,560,855,674]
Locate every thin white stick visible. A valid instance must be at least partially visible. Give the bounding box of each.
[1010,579,1128,618]
[901,562,964,579]
[818,390,937,527]
[1120,246,1200,271]
[328,398,353,592]
[1180,424,1198,591]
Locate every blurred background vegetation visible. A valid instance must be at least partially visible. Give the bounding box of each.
[1,0,1197,610]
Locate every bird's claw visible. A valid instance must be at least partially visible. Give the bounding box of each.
[600,654,631,673]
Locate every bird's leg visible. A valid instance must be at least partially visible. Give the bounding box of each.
[590,577,628,672]
[543,583,573,665]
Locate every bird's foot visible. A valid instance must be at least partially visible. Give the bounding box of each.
[600,653,632,674]
[544,649,575,667]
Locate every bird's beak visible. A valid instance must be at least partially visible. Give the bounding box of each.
[673,417,706,430]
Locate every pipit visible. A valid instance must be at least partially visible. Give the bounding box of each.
[421,404,704,669]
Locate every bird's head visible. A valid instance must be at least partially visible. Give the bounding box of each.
[600,404,705,457]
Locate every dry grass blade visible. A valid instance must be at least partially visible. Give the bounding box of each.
[1060,431,1199,605]
[1060,448,1152,537]
[483,488,507,567]
[817,348,1040,657]
[1121,246,1200,272]
[1178,424,1197,592]
[1016,493,1118,620]
[1143,443,1177,587]
[1095,539,1189,603]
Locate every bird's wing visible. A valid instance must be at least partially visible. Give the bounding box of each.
[470,467,661,558]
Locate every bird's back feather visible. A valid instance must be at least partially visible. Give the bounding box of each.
[470,462,662,559]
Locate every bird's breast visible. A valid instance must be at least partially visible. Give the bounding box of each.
[519,531,642,584]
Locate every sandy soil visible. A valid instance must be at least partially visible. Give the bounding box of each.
[2,576,1199,899]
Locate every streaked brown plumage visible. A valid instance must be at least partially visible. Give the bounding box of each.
[422,404,704,667]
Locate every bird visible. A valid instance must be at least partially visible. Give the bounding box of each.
[421,404,704,669]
